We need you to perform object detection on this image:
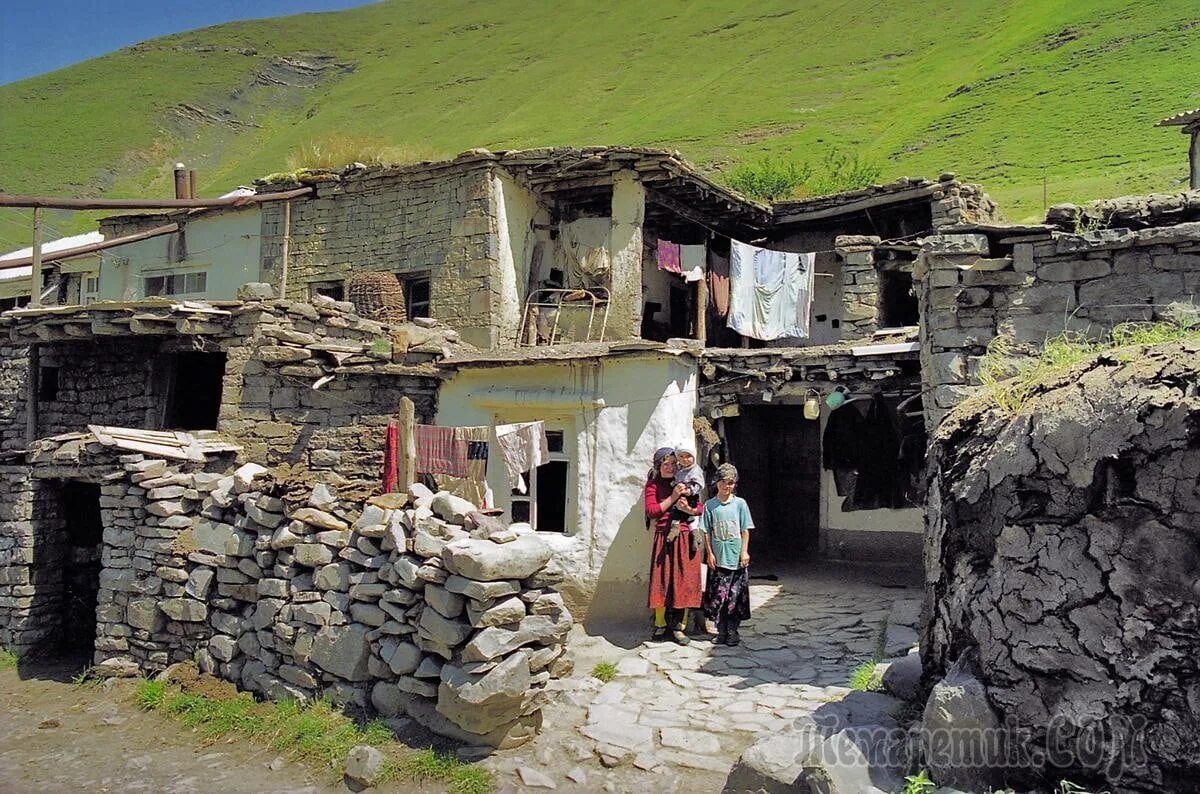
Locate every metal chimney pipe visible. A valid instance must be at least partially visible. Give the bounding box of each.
[173,163,187,199]
[188,169,197,199]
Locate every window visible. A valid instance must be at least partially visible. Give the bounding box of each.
[510,430,569,533]
[878,269,919,328]
[145,271,207,297]
[309,280,345,302]
[39,366,59,401]
[402,274,431,320]
[83,276,99,305]
[162,352,227,430]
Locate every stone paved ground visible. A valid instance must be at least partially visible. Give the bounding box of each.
[480,563,922,792]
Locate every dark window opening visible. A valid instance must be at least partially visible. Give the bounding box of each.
[403,274,431,320]
[61,481,103,659]
[669,283,691,339]
[0,296,19,312]
[878,270,919,328]
[164,351,226,430]
[822,393,927,511]
[39,366,60,401]
[509,430,568,532]
[310,281,345,302]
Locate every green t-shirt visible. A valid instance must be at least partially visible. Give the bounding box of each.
[700,495,754,570]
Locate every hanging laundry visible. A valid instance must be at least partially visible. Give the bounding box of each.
[656,239,682,274]
[559,217,612,288]
[727,240,816,341]
[707,249,731,318]
[382,419,399,493]
[415,424,467,477]
[680,244,706,282]
[494,421,550,493]
[433,426,491,506]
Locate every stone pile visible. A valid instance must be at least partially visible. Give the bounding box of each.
[53,446,571,748]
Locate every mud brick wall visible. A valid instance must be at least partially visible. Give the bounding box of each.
[917,223,1200,428]
[260,163,502,348]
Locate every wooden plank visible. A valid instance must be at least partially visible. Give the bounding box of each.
[397,396,416,491]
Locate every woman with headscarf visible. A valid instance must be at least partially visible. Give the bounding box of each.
[644,447,703,643]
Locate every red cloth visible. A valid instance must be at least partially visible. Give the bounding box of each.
[644,477,702,609]
[415,424,467,476]
[656,239,682,274]
[383,419,399,493]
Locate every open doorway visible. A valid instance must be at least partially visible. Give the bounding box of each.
[725,405,822,564]
[162,351,226,430]
[60,482,103,662]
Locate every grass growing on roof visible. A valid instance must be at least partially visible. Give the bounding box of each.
[977,307,1200,413]
[133,678,492,792]
[1,0,1197,250]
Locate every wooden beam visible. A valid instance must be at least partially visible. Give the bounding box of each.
[30,208,42,308]
[0,185,312,211]
[397,396,416,491]
[774,184,941,224]
[0,222,180,272]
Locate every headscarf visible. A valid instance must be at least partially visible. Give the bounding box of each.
[716,463,738,483]
[674,443,697,459]
[649,446,676,482]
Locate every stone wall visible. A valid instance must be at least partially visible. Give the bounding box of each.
[916,223,1200,427]
[260,162,502,349]
[1,439,571,749]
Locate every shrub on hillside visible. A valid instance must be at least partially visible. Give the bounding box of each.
[727,150,882,201]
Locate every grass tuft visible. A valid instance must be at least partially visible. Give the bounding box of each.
[977,309,1200,413]
[135,677,491,792]
[285,135,446,173]
[590,661,617,683]
[847,660,884,692]
[0,649,17,671]
[903,769,937,794]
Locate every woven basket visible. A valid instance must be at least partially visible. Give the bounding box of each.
[347,271,406,324]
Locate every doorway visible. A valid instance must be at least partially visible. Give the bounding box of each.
[725,405,822,563]
[163,351,226,430]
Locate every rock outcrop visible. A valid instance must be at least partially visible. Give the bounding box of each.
[924,339,1200,792]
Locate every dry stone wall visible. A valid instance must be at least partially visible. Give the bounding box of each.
[1,440,572,749]
[260,161,502,348]
[916,223,1200,427]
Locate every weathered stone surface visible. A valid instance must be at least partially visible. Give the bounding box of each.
[430,491,476,525]
[293,543,334,567]
[314,562,352,591]
[725,728,820,793]
[233,463,272,493]
[311,625,372,681]
[126,599,163,631]
[879,651,922,702]
[192,520,236,555]
[418,607,472,647]
[383,641,421,675]
[344,745,385,787]
[437,651,532,734]
[444,575,520,601]
[159,599,207,622]
[290,507,349,532]
[441,534,552,581]
[467,595,526,628]
[405,690,542,749]
[461,614,570,662]
[925,341,1200,789]
[424,584,465,619]
[921,660,1003,791]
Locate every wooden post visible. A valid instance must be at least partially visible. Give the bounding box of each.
[1189,126,1199,190]
[30,207,42,308]
[25,344,38,447]
[279,200,292,299]
[397,396,416,491]
[695,276,708,344]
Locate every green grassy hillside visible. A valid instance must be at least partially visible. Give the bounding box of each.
[0,0,1195,249]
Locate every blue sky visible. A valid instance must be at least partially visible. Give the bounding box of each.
[0,0,377,85]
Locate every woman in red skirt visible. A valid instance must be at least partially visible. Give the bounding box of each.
[644,447,703,644]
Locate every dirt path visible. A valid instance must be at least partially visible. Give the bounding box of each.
[0,662,341,794]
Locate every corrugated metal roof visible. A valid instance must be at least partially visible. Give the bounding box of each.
[0,231,103,282]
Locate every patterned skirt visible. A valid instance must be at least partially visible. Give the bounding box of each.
[647,529,703,610]
[702,565,751,621]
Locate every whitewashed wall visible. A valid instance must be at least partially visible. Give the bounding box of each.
[437,353,697,626]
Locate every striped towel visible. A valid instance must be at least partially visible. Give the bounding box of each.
[415,424,465,476]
